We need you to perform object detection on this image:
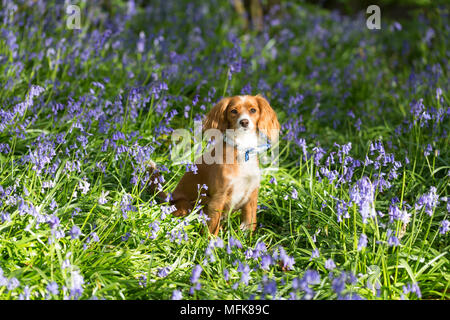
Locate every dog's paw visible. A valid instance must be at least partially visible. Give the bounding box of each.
[240,222,257,232]
[172,208,189,217]
[148,160,157,169]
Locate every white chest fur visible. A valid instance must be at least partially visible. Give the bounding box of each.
[226,129,261,210]
[229,157,261,210]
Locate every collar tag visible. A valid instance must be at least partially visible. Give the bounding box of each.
[223,133,271,162]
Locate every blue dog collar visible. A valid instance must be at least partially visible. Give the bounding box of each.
[224,134,271,162]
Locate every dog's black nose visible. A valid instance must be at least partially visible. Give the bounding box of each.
[239,119,249,128]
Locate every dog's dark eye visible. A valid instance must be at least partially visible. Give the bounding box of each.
[250,108,257,113]
[231,109,238,114]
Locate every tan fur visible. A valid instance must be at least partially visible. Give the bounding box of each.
[148,95,280,235]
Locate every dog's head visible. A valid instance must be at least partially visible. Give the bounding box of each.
[203,95,280,142]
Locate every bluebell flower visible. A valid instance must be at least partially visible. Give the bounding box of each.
[49,229,65,244]
[335,199,350,222]
[288,291,298,300]
[310,248,320,261]
[137,31,145,53]
[278,247,295,270]
[121,232,131,241]
[71,207,81,218]
[223,268,229,281]
[49,199,58,211]
[387,229,400,247]
[46,281,59,296]
[1,211,11,223]
[403,282,422,298]
[69,270,84,299]
[148,220,160,239]
[423,144,432,157]
[292,276,315,300]
[0,267,6,287]
[138,275,147,287]
[439,220,449,235]
[436,88,443,101]
[332,272,348,296]
[78,179,90,194]
[262,278,277,297]
[339,293,365,300]
[237,262,251,285]
[350,177,376,223]
[260,255,273,270]
[213,237,224,248]
[297,138,307,157]
[252,242,267,259]
[7,277,20,291]
[171,289,182,300]
[388,205,402,222]
[415,187,439,216]
[244,248,254,260]
[291,277,303,291]
[98,190,109,204]
[410,99,424,121]
[312,146,326,165]
[19,285,31,300]
[120,193,137,219]
[69,225,82,240]
[354,118,362,131]
[357,234,368,251]
[226,236,242,254]
[303,270,320,285]
[325,258,336,271]
[190,265,202,284]
[291,188,298,200]
[157,266,171,278]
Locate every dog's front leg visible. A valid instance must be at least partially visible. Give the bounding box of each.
[206,194,227,236]
[240,188,259,232]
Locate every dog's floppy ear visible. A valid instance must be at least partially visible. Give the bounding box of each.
[203,97,231,133]
[255,95,280,142]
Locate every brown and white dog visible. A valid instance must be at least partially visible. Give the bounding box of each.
[149,95,280,235]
